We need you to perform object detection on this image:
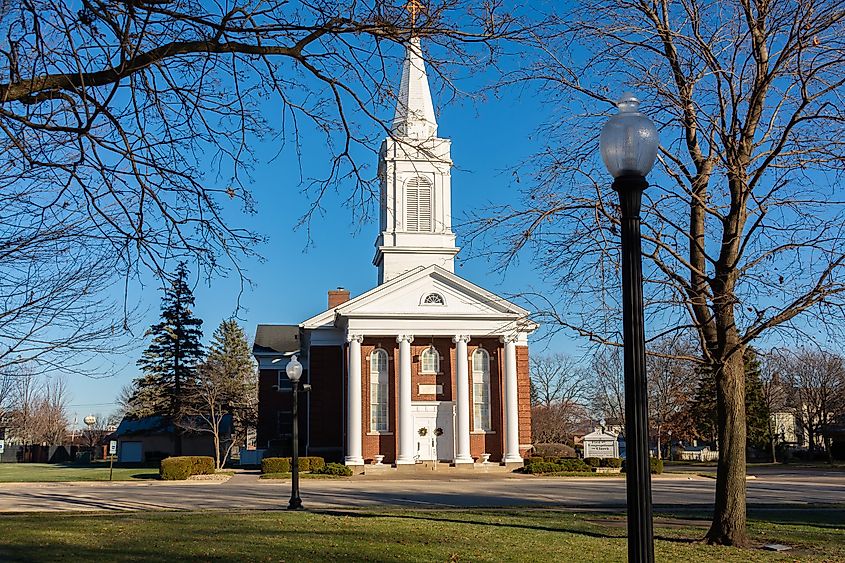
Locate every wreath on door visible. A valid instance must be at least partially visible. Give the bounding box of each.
[418,427,428,437]
[434,427,444,436]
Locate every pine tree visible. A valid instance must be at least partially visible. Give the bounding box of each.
[130,262,203,453]
[687,348,771,450]
[182,319,257,468]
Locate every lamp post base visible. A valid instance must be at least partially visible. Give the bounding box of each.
[287,497,303,510]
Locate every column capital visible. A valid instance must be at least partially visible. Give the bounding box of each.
[346,333,364,344]
[500,333,519,344]
[452,334,471,344]
[396,334,414,344]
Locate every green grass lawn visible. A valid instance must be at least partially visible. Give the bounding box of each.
[0,463,159,482]
[0,508,841,562]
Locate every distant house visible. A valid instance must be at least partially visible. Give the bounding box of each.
[675,442,719,462]
[114,415,232,463]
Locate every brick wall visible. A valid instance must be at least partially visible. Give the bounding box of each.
[517,345,533,458]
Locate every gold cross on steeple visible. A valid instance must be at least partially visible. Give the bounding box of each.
[405,0,424,28]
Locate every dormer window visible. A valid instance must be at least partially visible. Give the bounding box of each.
[422,293,445,305]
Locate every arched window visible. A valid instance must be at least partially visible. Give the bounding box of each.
[405,176,432,232]
[472,348,491,432]
[369,349,389,432]
[422,293,445,305]
[420,346,440,373]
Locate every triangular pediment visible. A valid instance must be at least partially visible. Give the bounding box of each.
[301,265,531,329]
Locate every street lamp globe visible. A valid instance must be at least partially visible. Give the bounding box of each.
[599,93,659,178]
[83,415,97,427]
[286,354,303,383]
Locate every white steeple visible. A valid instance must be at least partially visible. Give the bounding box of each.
[392,37,437,140]
[373,37,458,285]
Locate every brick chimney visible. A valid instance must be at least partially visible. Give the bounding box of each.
[328,287,351,308]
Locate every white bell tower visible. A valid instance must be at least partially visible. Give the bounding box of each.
[373,36,459,284]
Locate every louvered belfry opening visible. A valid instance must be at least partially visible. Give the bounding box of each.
[405,176,432,232]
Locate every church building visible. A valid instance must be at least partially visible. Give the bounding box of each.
[253,36,537,470]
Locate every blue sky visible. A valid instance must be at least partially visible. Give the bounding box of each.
[64,40,579,423]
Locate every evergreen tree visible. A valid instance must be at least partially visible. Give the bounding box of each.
[130,263,203,454]
[687,348,771,450]
[183,319,257,468]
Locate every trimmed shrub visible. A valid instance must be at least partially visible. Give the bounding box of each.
[522,457,544,469]
[262,457,291,474]
[600,457,623,468]
[555,458,590,472]
[261,456,326,474]
[524,458,590,474]
[302,456,326,472]
[532,443,577,459]
[583,457,601,468]
[622,458,664,474]
[314,462,353,477]
[160,456,215,480]
[650,458,664,474]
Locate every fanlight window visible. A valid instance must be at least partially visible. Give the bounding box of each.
[472,348,491,432]
[405,176,432,232]
[423,293,445,305]
[420,346,440,373]
[370,349,389,432]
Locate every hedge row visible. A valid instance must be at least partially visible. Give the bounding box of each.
[620,458,664,475]
[524,457,590,474]
[313,462,353,476]
[526,456,661,474]
[261,456,326,474]
[159,456,215,480]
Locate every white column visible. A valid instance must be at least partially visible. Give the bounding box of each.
[395,334,415,464]
[502,334,523,463]
[345,334,364,465]
[452,335,473,464]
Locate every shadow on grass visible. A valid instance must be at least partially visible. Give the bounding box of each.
[312,508,699,545]
[130,473,160,480]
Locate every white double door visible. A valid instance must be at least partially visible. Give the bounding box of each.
[411,402,454,462]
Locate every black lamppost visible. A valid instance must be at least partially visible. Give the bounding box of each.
[599,93,659,563]
[285,354,305,510]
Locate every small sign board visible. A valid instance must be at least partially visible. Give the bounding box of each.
[0,439,4,454]
[109,440,117,455]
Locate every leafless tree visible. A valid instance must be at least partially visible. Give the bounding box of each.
[758,350,789,462]
[647,337,697,459]
[7,371,70,445]
[529,353,591,443]
[181,358,258,469]
[466,0,845,545]
[589,347,625,427]
[777,348,845,460]
[80,412,121,452]
[0,2,539,375]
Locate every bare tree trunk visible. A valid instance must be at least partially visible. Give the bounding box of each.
[706,349,748,547]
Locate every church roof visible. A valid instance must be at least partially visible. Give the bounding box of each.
[300,264,535,332]
[391,37,437,139]
[253,324,300,356]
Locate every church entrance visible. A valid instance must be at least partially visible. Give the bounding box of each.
[411,402,454,462]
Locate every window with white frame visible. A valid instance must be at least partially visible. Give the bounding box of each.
[422,292,445,305]
[405,176,433,232]
[420,346,440,373]
[369,349,389,432]
[472,348,491,432]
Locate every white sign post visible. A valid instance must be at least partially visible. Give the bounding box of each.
[108,440,117,480]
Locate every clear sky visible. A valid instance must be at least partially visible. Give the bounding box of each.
[64,37,580,425]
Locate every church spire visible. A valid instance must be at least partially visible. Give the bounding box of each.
[391,35,437,139]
